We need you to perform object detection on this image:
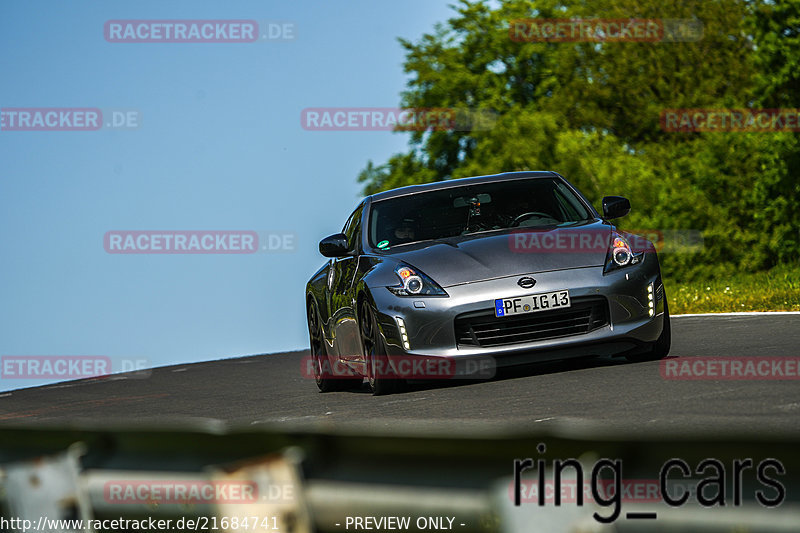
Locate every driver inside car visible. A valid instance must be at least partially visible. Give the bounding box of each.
[393,218,417,243]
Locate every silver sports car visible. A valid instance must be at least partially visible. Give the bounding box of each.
[305,171,670,394]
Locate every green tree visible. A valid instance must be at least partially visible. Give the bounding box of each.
[360,0,800,278]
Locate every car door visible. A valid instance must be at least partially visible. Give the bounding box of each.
[330,204,364,360]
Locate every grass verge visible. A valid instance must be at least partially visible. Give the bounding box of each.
[666,265,800,314]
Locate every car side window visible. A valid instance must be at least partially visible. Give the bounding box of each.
[551,188,577,221]
[342,204,364,254]
[553,181,592,220]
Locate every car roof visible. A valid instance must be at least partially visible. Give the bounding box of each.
[367,171,560,202]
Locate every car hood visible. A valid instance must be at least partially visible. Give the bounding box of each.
[385,221,611,287]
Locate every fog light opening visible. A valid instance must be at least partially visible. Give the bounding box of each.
[647,283,655,317]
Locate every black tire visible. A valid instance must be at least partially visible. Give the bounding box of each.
[359,299,403,396]
[308,301,361,392]
[627,300,671,362]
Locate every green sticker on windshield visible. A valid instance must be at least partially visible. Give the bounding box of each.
[377,240,390,249]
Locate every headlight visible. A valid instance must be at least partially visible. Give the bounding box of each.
[387,264,448,296]
[603,231,643,274]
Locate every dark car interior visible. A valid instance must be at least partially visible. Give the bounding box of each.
[369,177,594,248]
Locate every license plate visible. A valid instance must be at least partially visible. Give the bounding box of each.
[494,289,571,317]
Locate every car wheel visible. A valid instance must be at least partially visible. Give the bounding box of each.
[627,300,671,362]
[359,299,402,396]
[308,301,361,392]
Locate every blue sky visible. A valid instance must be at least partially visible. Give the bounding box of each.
[0,0,459,391]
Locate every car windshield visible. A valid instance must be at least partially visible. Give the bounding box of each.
[368,177,594,248]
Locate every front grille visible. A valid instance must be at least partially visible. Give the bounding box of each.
[454,297,609,348]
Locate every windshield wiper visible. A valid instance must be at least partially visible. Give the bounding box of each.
[427,237,460,248]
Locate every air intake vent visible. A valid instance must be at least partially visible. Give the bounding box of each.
[454,297,610,348]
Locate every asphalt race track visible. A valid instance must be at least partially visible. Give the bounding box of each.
[1,314,799,434]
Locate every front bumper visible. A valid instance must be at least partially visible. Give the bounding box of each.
[371,262,666,365]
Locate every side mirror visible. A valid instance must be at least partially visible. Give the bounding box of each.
[319,233,350,257]
[602,196,631,220]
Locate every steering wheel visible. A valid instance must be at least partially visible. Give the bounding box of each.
[511,211,554,226]
[462,222,488,234]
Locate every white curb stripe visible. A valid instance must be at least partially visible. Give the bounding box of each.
[673,312,800,317]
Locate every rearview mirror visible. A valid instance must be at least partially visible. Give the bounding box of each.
[319,233,350,257]
[602,196,631,220]
[453,193,492,208]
